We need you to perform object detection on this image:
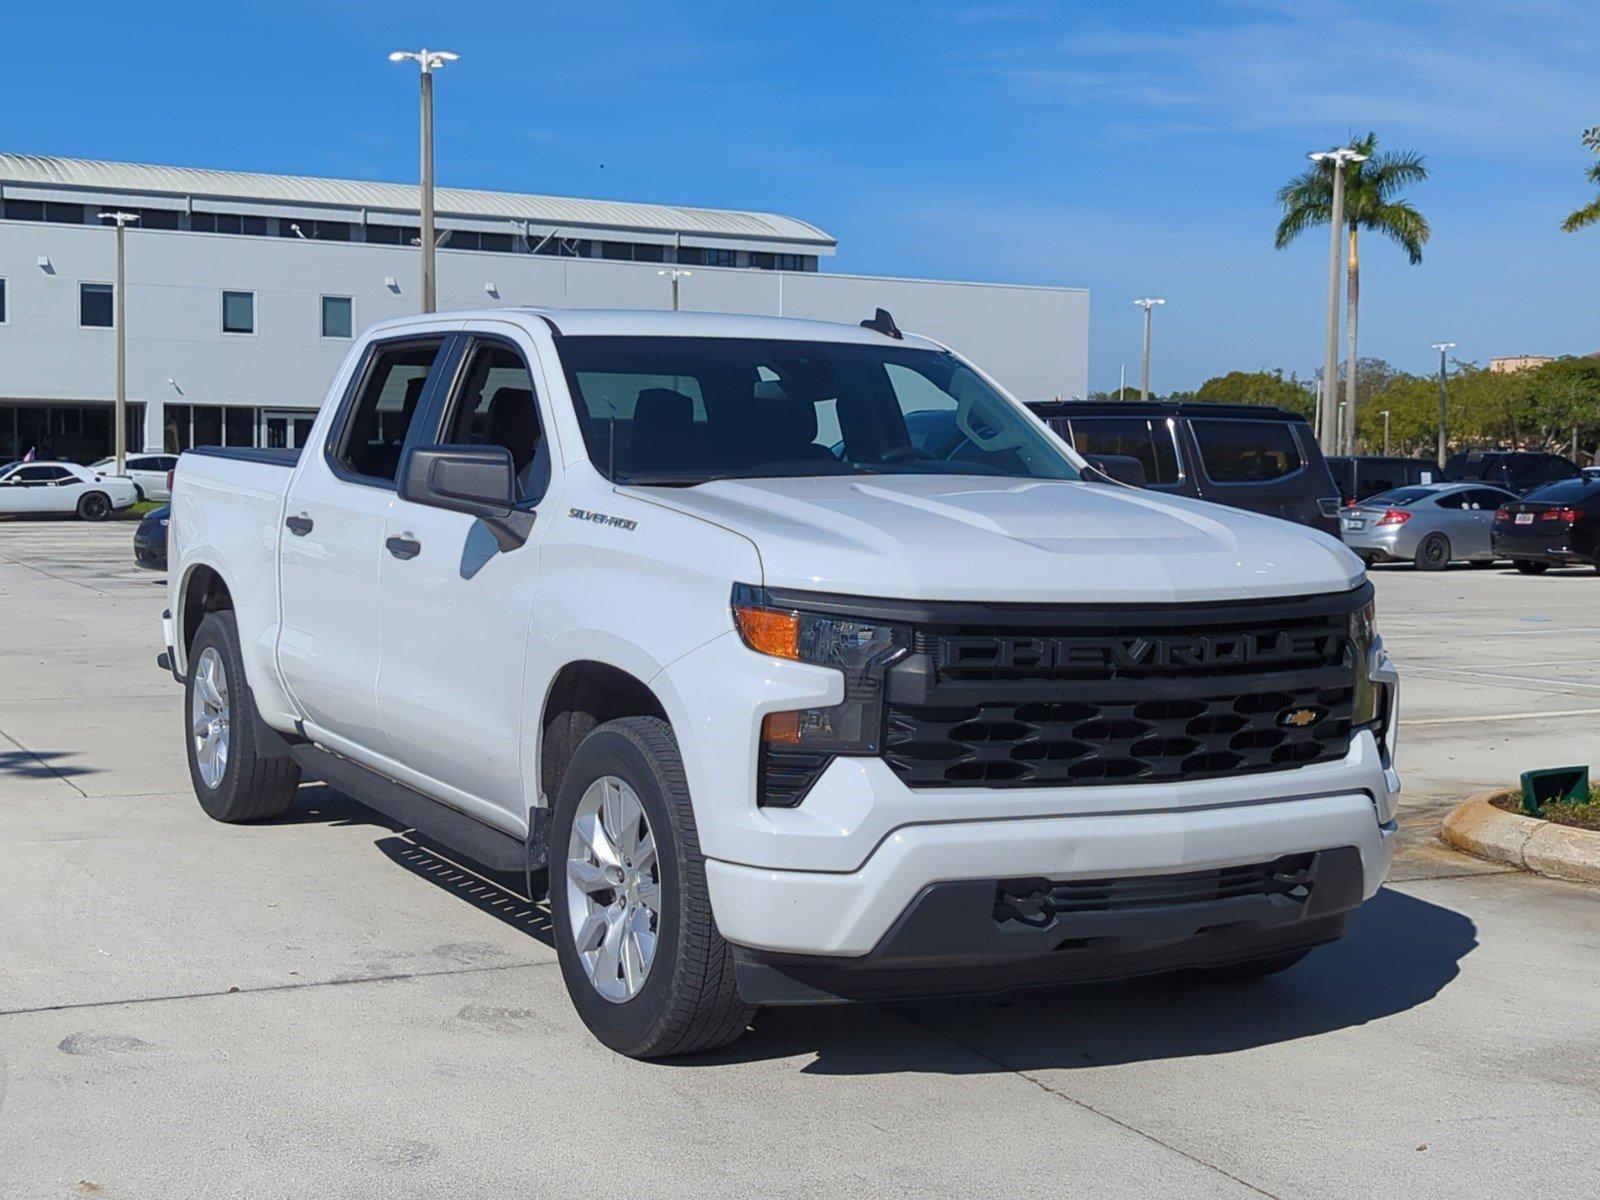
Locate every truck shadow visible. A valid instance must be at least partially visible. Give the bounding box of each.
[708,887,1475,1073]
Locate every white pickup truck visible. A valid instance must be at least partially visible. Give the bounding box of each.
[162,307,1400,1058]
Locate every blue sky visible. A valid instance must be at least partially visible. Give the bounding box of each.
[11,1,1597,393]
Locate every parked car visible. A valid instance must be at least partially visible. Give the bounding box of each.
[1491,477,1600,573]
[134,504,169,570]
[0,460,140,520]
[1326,455,1440,505]
[1026,400,1342,535]
[89,452,179,502]
[163,308,1399,1058]
[1339,482,1515,570]
[1444,449,1579,494]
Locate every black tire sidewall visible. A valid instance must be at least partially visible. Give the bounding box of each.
[78,492,110,521]
[549,723,687,1054]
[1416,533,1449,570]
[185,611,245,818]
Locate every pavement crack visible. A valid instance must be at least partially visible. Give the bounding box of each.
[893,1010,1286,1199]
[0,958,558,1019]
[0,723,89,798]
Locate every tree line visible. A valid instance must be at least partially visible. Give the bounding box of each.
[1090,355,1600,460]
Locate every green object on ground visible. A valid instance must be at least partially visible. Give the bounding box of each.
[1519,766,1590,816]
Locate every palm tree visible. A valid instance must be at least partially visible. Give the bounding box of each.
[1275,132,1429,453]
[1561,126,1600,232]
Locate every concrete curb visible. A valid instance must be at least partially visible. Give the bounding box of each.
[1441,791,1600,885]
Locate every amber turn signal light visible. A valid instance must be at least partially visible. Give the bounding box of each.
[734,604,801,660]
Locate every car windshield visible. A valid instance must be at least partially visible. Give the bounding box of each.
[557,335,1080,485]
[1365,487,1435,506]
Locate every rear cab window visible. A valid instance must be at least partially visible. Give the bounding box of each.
[1063,417,1183,485]
[332,338,446,485]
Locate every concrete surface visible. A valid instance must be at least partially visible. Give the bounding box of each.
[3,521,1599,1199]
[1443,793,1600,885]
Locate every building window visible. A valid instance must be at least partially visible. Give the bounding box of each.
[80,283,114,328]
[279,219,352,241]
[224,407,256,447]
[321,295,353,339]
[365,223,420,245]
[222,291,255,334]
[773,254,808,271]
[100,208,180,231]
[191,211,268,236]
[0,278,7,324]
[680,247,737,268]
[633,243,665,262]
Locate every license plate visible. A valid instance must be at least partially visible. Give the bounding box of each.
[1515,513,1534,525]
[1343,519,1365,531]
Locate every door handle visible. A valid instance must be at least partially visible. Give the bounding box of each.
[285,514,314,536]
[385,535,421,560]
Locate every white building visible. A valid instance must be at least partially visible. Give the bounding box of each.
[0,154,1089,460]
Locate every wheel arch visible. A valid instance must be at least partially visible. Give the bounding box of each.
[177,561,235,663]
[538,658,670,812]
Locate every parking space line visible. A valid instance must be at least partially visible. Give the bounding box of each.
[1402,706,1600,728]
[1401,664,1600,693]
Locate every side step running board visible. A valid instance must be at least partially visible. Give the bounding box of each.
[288,744,525,875]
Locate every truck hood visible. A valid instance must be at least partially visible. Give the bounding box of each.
[632,474,1362,604]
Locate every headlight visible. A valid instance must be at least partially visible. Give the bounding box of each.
[732,584,909,805]
[1350,597,1381,726]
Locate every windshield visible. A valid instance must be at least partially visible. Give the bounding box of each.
[557,335,1080,485]
[1365,487,1435,507]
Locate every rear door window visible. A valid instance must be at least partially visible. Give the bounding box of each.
[1065,417,1182,484]
[334,338,446,483]
[1190,419,1305,482]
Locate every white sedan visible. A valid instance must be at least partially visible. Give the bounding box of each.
[88,452,179,501]
[0,461,141,520]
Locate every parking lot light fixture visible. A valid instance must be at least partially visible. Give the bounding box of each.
[1380,409,1391,456]
[389,49,459,313]
[1133,298,1165,401]
[657,268,692,311]
[1430,342,1457,468]
[98,211,140,474]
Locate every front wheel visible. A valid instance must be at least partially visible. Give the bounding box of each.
[550,716,754,1058]
[1514,560,1550,575]
[185,610,300,822]
[76,491,112,521]
[1414,532,1451,571]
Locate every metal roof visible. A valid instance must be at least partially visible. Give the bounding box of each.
[0,153,835,248]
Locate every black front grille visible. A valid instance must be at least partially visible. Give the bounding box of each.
[882,590,1363,789]
[995,853,1315,928]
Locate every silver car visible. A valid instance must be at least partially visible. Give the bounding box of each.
[1340,482,1516,570]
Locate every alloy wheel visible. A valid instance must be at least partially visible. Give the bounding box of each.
[565,775,661,1003]
[190,646,231,788]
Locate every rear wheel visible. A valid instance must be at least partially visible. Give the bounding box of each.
[550,716,754,1058]
[185,610,300,822]
[1414,532,1451,571]
[76,491,111,521]
[1199,948,1311,982]
[1514,560,1550,575]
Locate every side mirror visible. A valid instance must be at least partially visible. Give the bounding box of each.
[399,445,535,552]
[1083,453,1148,488]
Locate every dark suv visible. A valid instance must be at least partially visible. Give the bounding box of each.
[1327,455,1441,505]
[1444,450,1579,494]
[1025,401,1341,535]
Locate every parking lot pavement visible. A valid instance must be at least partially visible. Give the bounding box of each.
[3,522,1599,1199]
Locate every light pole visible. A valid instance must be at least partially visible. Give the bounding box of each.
[1134,298,1164,401]
[98,212,139,473]
[389,48,459,313]
[657,268,692,311]
[1430,341,1456,468]
[1309,148,1367,453]
[1380,409,1391,456]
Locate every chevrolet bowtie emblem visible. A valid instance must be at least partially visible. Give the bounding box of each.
[1280,707,1321,728]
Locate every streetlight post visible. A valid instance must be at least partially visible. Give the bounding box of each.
[1430,341,1456,468]
[1133,298,1164,401]
[1309,148,1367,453]
[657,268,692,311]
[1380,409,1391,456]
[98,212,139,473]
[389,48,459,313]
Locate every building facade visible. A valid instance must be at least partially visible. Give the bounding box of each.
[0,155,1089,460]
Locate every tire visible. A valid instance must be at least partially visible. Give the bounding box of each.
[1468,559,1497,569]
[1514,560,1549,575]
[1414,532,1451,571]
[549,715,754,1058]
[1357,553,1378,568]
[76,491,112,522]
[1199,948,1311,982]
[134,483,146,503]
[185,610,301,822]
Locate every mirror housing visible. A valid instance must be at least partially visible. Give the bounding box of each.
[1083,453,1148,488]
[399,445,535,551]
